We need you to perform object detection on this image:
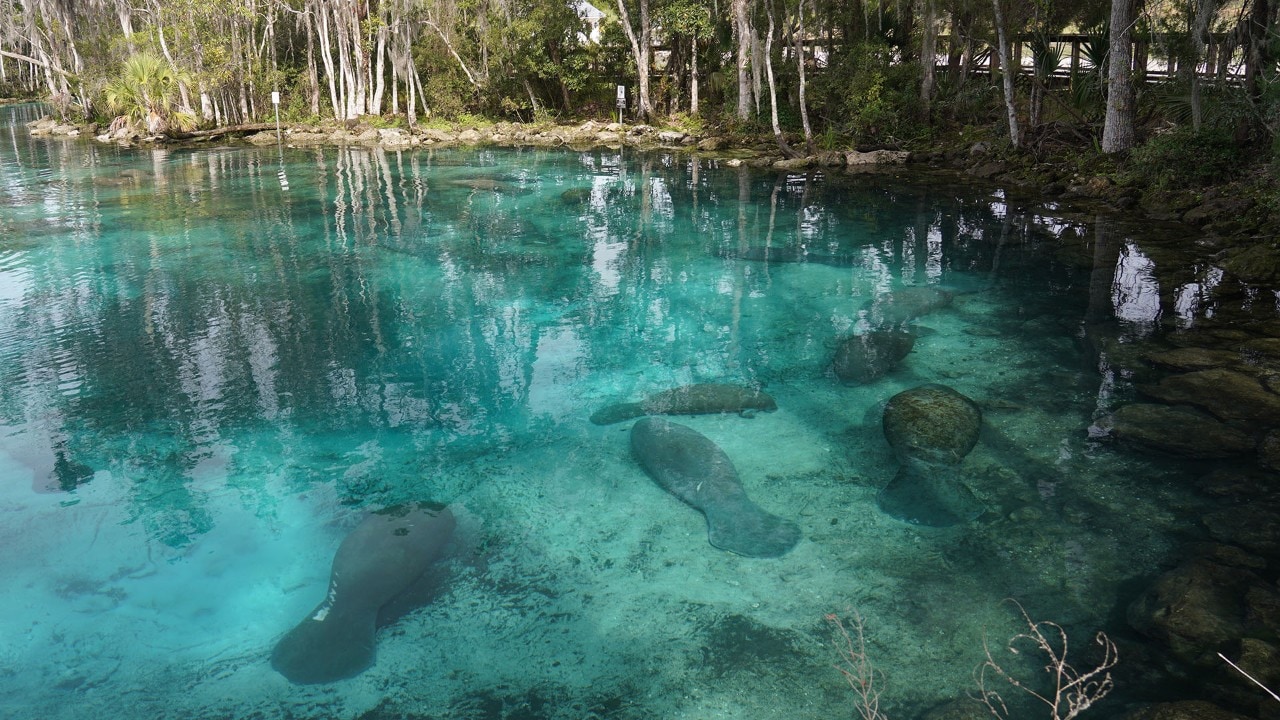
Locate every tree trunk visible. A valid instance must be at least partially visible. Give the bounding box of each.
[615,0,654,120]
[1101,0,1137,153]
[690,36,699,115]
[733,0,753,120]
[919,0,937,113]
[795,0,813,152]
[764,0,797,157]
[990,0,1021,148]
[1244,0,1271,103]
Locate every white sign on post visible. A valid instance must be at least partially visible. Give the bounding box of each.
[616,85,626,108]
[271,91,281,105]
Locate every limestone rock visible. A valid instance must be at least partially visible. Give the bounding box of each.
[1139,368,1280,428]
[883,384,982,465]
[1128,555,1279,665]
[418,128,456,143]
[657,130,686,144]
[1143,347,1242,372]
[378,128,412,147]
[697,137,727,151]
[1260,430,1280,471]
[1090,403,1254,459]
[456,128,483,143]
[1221,242,1280,283]
[846,149,910,165]
[772,156,813,170]
[1203,503,1280,555]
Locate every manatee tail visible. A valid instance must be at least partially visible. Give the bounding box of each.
[877,463,983,527]
[590,402,645,425]
[270,609,378,684]
[703,501,801,558]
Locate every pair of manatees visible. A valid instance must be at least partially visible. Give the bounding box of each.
[273,384,790,685]
[595,382,800,558]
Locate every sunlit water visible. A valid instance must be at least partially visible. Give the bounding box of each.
[0,103,1247,719]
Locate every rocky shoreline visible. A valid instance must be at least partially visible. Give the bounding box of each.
[25,113,909,170]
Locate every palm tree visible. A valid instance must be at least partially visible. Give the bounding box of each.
[103,53,196,135]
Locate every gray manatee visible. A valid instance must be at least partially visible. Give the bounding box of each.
[271,503,456,684]
[877,385,984,527]
[832,330,915,384]
[591,383,776,425]
[732,246,863,268]
[630,417,800,557]
[865,286,954,326]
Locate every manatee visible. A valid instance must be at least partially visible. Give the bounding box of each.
[630,417,800,557]
[882,384,982,465]
[271,503,456,684]
[878,385,984,526]
[832,330,915,384]
[591,382,777,426]
[560,187,593,205]
[732,246,863,268]
[865,285,954,326]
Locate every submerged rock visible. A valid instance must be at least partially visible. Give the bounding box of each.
[1202,503,1280,555]
[1127,552,1280,666]
[1139,368,1280,428]
[1143,347,1243,373]
[832,330,915,384]
[882,384,982,465]
[1091,403,1254,459]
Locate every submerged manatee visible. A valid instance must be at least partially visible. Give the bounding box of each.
[878,385,984,527]
[271,503,456,684]
[630,417,800,557]
[865,286,954,326]
[832,330,916,384]
[882,384,982,465]
[732,246,863,268]
[591,383,777,426]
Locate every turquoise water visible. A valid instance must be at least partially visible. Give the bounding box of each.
[0,103,1230,719]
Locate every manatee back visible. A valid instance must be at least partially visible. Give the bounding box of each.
[630,417,800,558]
[271,504,456,684]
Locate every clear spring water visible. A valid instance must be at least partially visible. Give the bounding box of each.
[0,103,1222,719]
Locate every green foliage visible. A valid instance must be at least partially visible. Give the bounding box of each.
[811,41,925,146]
[1129,126,1244,189]
[102,52,196,133]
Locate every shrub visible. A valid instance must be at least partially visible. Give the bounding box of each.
[1129,126,1245,189]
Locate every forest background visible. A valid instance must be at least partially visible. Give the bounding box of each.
[0,0,1279,207]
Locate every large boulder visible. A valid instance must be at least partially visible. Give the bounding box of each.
[883,384,982,465]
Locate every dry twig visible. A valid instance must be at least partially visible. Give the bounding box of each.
[827,610,888,720]
[974,599,1118,720]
